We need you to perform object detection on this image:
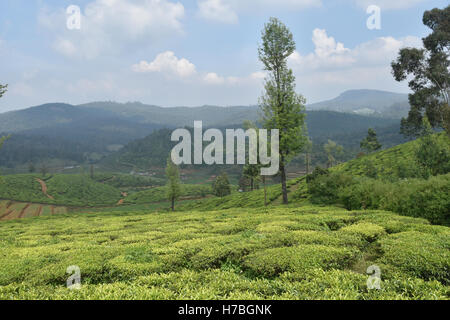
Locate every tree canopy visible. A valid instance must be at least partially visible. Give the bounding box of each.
[259,18,308,204]
[360,128,382,154]
[392,5,450,136]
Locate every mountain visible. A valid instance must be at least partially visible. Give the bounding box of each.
[0,93,406,169]
[79,101,260,127]
[307,89,410,118]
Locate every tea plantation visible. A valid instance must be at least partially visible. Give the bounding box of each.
[0,135,448,300]
[0,206,448,300]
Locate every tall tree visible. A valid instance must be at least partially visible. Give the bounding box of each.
[323,140,343,168]
[165,157,181,211]
[212,172,232,198]
[360,128,382,154]
[392,5,450,136]
[259,18,308,204]
[241,120,261,192]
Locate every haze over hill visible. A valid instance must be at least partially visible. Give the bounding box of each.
[0,89,409,169]
[307,90,410,118]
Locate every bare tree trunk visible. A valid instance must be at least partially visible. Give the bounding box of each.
[171,198,175,212]
[280,157,288,204]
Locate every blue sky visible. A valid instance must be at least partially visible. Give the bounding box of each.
[0,0,447,112]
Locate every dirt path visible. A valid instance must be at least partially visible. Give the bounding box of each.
[0,210,14,220]
[18,204,31,219]
[36,178,54,200]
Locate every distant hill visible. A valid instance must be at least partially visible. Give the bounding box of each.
[307,90,410,118]
[79,101,260,127]
[103,113,401,170]
[0,93,407,169]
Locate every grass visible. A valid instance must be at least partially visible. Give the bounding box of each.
[0,205,448,300]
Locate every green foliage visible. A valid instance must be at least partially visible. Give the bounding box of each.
[392,5,450,135]
[337,132,449,179]
[339,223,386,242]
[101,128,175,169]
[339,174,450,225]
[324,140,344,168]
[165,158,181,211]
[415,119,450,176]
[361,158,378,178]
[306,166,329,183]
[307,172,355,205]
[259,17,308,204]
[212,172,232,197]
[0,206,447,299]
[360,128,382,153]
[244,245,358,278]
[378,231,450,284]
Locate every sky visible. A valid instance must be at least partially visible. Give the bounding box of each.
[0,0,447,112]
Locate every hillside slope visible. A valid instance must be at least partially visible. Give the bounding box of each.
[0,174,122,207]
[180,134,450,214]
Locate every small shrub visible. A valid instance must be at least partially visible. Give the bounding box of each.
[308,172,355,205]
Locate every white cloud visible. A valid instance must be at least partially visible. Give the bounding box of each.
[312,29,349,58]
[289,29,421,72]
[353,0,429,10]
[288,29,422,102]
[40,0,185,59]
[203,71,266,86]
[197,0,238,24]
[197,0,321,23]
[132,51,197,78]
[203,72,226,84]
[132,51,266,85]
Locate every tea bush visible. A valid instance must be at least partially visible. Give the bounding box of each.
[0,205,448,300]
